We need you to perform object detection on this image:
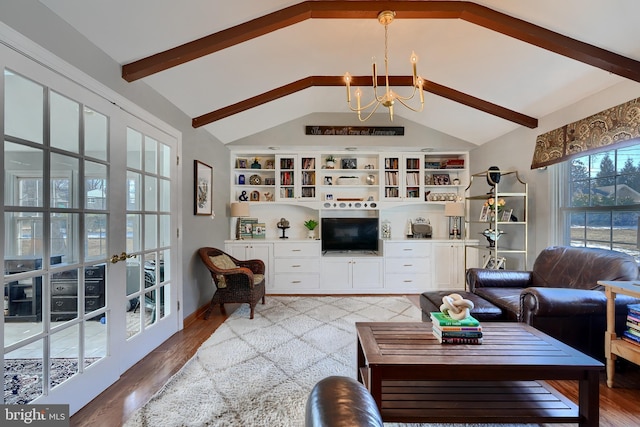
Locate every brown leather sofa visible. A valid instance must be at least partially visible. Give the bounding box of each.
[305,376,382,427]
[421,246,640,361]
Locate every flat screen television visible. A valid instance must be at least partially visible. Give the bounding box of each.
[321,217,379,253]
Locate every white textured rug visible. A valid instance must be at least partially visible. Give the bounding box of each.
[125,296,537,427]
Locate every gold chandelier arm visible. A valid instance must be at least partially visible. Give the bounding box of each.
[356,100,384,122]
[347,96,379,112]
[394,96,425,113]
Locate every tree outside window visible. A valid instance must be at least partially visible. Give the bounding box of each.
[564,145,640,260]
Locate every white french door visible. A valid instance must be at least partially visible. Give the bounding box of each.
[1,39,180,414]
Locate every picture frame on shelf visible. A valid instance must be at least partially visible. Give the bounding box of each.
[250,190,260,201]
[432,173,450,185]
[483,256,506,269]
[479,205,489,222]
[341,158,357,169]
[265,159,275,169]
[236,158,248,168]
[194,160,213,216]
[501,208,513,221]
[252,223,266,239]
[239,218,258,239]
[324,176,333,185]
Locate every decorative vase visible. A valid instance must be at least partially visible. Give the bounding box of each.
[326,160,335,169]
[307,229,315,239]
[482,229,504,247]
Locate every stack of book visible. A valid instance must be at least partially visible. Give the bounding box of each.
[430,312,483,344]
[622,303,640,346]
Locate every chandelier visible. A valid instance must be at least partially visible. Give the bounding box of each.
[344,10,424,122]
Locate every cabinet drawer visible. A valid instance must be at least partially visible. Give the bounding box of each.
[273,273,320,290]
[51,281,77,296]
[385,258,429,274]
[274,258,320,273]
[273,242,320,258]
[384,242,432,258]
[384,273,431,290]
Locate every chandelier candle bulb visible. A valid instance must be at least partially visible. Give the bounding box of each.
[344,73,351,101]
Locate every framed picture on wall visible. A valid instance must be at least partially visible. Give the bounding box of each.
[194,160,213,215]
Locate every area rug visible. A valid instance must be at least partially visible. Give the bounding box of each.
[4,357,98,405]
[124,296,538,427]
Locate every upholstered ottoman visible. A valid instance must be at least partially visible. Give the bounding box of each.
[420,291,505,322]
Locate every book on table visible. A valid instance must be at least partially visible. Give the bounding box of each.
[430,312,480,327]
[430,312,482,344]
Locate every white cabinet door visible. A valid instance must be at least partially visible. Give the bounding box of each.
[432,242,464,290]
[320,258,352,290]
[225,242,273,290]
[351,258,384,289]
[320,257,383,291]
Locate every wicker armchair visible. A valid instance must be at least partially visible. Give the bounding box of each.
[198,247,266,319]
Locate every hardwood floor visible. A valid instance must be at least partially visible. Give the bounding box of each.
[70,296,640,427]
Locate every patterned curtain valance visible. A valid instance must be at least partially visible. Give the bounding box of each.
[531,97,640,169]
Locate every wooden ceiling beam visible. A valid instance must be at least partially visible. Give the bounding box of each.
[192,76,538,129]
[123,1,640,83]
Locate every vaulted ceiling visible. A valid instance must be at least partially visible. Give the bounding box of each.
[39,0,640,146]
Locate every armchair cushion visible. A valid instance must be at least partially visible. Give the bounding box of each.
[209,254,238,287]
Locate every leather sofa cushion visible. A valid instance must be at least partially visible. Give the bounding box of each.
[306,376,383,427]
[531,246,639,290]
[474,288,522,321]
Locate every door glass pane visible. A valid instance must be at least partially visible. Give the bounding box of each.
[85,264,106,315]
[50,91,80,153]
[86,312,107,362]
[126,214,141,253]
[144,214,157,250]
[159,215,171,247]
[4,70,44,144]
[144,176,157,211]
[85,213,107,260]
[4,142,43,207]
[84,107,108,161]
[51,213,78,264]
[4,341,44,404]
[85,161,107,210]
[50,324,80,389]
[50,152,78,208]
[159,143,171,178]
[127,171,141,211]
[51,268,79,322]
[159,178,170,212]
[144,137,157,174]
[127,128,142,169]
[6,212,44,259]
[4,273,43,327]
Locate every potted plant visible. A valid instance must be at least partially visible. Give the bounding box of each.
[304,219,319,239]
[326,155,336,169]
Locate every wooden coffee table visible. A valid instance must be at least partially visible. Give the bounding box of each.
[356,322,603,426]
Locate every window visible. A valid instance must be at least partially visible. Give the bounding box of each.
[562,144,640,260]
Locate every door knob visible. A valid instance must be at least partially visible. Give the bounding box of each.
[110,252,136,264]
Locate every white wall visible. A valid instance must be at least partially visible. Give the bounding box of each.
[470,79,640,267]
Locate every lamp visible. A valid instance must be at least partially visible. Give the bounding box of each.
[230,202,250,239]
[344,10,424,122]
[444,202,465,239]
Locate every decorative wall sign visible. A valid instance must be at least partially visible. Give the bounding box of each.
[194,160,213,215]
[532,97,640,169]
[305,126,404,136]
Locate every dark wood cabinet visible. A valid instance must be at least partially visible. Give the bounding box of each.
[4,256,62,322]
[51,265,105,321]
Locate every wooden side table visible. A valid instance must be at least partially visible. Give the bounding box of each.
[598,280,640,387]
